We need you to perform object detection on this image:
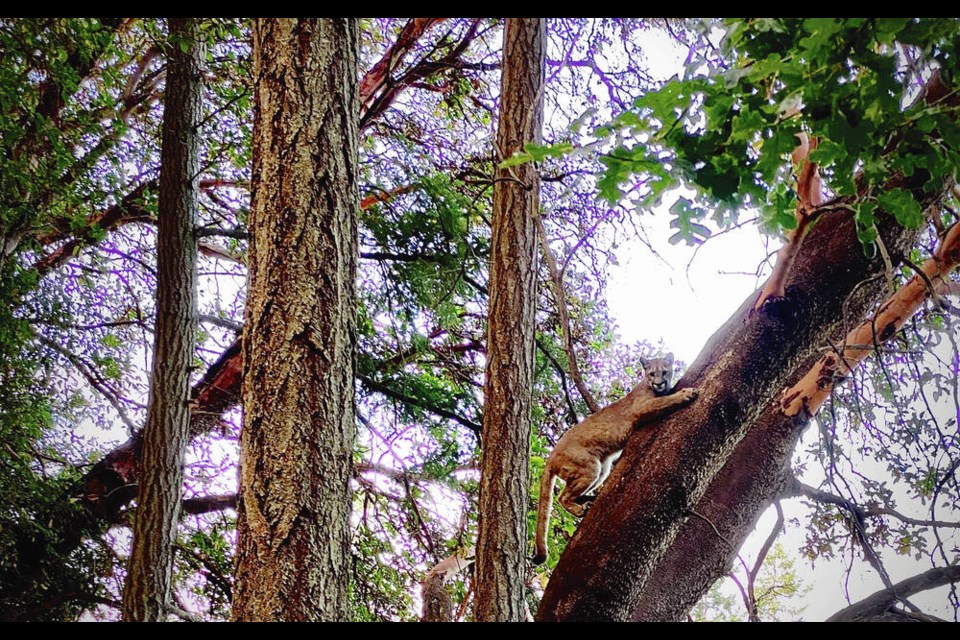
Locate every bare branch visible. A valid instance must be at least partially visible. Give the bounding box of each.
[38,335,139,433]
[826,566,960,622]
[198,314,242,333]
[786,477,960,529]
[536,214,600,413]
[745,501,784,622]
[358,374,481,436]
[181,493,237,515]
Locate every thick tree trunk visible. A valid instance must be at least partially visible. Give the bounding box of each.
[538,78,958,622]
[232,18,359,622]
[538,203,929,623]
[2,20,449,615]
[473,18,545,622]
[120,18,202,622]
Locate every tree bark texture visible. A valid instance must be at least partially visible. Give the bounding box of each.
[538,77,958,621]
[232,18,359,622]
[121,18,202,622]
[473,18,545,623]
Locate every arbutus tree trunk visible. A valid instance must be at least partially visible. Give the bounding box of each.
[120,18,202,622]
[473,17,545,623]
[232,18,359,622]
[537,76,958,622]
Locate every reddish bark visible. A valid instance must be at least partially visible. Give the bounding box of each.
[539,74,959,622]
[783,221,960,418]
[753,132,822,311]
[359,18,447,112]
[33,181,156,275]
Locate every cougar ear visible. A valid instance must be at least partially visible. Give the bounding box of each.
[639,356,648,368]
[664,352,674,366]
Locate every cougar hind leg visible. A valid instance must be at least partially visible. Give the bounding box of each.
[557,460,602,518]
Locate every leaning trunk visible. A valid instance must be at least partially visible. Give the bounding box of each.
[232,18,359,622]
[538,77,957,622]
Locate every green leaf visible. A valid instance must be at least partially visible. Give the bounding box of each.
[499,151,535,168]
[668,197,712,245]
[100,333,121,349]
[877,189,924,228]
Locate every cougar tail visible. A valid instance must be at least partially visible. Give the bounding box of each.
[533,466,556,565]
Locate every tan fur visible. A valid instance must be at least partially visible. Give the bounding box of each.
[533,354,697,565]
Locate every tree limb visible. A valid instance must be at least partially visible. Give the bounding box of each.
[359,19,447,112]
[358,374,481,436]
[535,214,600,414]
[782,221,960,419]
[542,76,958,621]
[753,132,823,311]
[826,566,960,622]
[34,180,157,275]
[181,493,237,515]
[786,477,960,529]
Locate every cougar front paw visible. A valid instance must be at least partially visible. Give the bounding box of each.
[676,387,698,403]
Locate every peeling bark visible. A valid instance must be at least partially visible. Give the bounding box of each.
[538,77,959,622]
[783,221,960,418]
[359,18,446,112]
[753,132,823,311]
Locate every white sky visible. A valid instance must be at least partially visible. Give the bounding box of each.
[603,25,959,621]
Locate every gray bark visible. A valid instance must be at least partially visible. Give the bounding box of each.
[232,18,359,622]
[121,17,202,622]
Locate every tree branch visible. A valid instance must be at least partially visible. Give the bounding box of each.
[826,566,960,622]
[535,215,600,414]
[359,18,447,111]
[786,477,960,529]
[744,501,783,622]
[37,335,139,434]
[782,221,960,419]
[358,374,481,436]
[33,180,157,275]
[181,493,237,515]
[360,19,484,129]
[752,132,823,311]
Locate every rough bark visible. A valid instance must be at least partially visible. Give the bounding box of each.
[473,18,544,623]
[421,573,455,622]
[120,18,202,622]
[2,21,460,614]
[538,77,958,622]
[232,18,359,622]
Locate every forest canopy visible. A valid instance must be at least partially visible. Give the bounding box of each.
[0,17,958,621]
